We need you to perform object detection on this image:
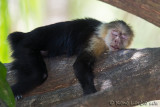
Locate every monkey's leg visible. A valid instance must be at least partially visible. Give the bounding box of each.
[11,51,48,99]
[73,51,96,95]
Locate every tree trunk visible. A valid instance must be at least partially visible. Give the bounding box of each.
[100,0,160,27]
[6,48,160,107]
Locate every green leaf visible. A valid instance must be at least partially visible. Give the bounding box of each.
[0,62,7,80]
[0,62,15,107]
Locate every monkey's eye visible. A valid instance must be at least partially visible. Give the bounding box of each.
[112,31,119,37]
[121,35,128,40]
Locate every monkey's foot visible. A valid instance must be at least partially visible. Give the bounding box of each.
[15,95,23,101]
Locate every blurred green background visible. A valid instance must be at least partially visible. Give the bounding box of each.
[0,0,160,63]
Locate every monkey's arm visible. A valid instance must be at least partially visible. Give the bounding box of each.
[73,36,107,95]
[73,51,96,94]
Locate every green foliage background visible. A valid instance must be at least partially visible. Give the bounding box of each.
[0,0,42,63]
[0,0,10,63]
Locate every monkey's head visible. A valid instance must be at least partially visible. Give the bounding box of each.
[104,20,134,51]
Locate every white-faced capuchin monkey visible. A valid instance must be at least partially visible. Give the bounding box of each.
[8,18,134,99]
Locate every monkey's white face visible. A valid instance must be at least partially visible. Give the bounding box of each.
[105,29,129,51]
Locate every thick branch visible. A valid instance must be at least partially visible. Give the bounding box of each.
[100,0,160,27]
[7,48,160,107]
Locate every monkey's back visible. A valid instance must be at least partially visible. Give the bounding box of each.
[23,18,102,56]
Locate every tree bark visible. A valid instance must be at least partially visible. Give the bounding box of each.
[100,0,160,27]
[6,48,160,107]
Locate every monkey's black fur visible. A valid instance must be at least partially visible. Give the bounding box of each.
[8,18,102,97]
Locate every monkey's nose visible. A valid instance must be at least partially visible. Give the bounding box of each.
[114,39,120,44]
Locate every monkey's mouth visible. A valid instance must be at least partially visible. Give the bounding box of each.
[110,45,120,51]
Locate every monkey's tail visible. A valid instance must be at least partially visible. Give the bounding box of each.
[8,32,25,50]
